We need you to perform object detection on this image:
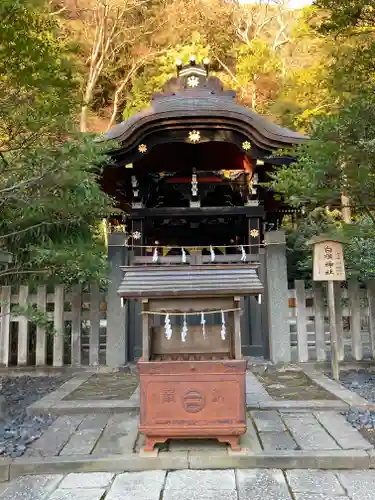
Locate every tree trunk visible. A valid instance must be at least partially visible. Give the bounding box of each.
[341,193,351,223]
[80,105,89,133]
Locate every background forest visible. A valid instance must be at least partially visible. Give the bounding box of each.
[1,0,375,285]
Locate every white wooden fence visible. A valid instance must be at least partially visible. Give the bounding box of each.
[289,280,375,363]
[0,285,106,367]
[1,280,375,367]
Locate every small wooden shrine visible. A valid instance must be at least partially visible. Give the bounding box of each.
[101,57,307,361]
[118,264,263,451]
[101,56,307,361]
[100,55,307,452]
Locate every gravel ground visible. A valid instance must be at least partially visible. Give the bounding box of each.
[0,375,69,458]
[332,370,375,445]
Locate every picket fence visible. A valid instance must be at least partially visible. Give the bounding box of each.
[289,280,375,363]
[1,281,375,367]
[0,285,106,367]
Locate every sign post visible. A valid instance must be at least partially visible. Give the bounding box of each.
[312,238,346,380]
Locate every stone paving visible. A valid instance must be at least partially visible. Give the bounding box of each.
[21,407,372,459]
[0,368,364,475]
[2,469,375,499]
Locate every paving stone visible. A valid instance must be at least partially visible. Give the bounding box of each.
[26,416,84,457]
[0,458,10,482]
[78,414,110,430]
[49,488,106,500]
[282,414,340,450]
[337,470,375,500]
[260,401,348,411]
[60,429,104,455]
[241,418,262,452]
[92,414,138,455]
[314,412,372,450]
[0,474,63,500]
[58,472,115,489]
[251,410,286,432]
[286,470,345,495]
[163,491,238,500]
[105,471,165,500]
[305,372,369,407]
[44,400,139,416]
[294,496,350,500]
[9,451,189,477]
[245,373,273,403]
[188,449,369,470]
[237,469,292,500]
[259,431,298,451]
[165,470,236,490]
[129,386,140,403]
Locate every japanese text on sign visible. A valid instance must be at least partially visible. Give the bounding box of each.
[313,240,346,281]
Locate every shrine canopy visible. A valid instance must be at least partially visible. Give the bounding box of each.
[118,265,264,299]
[101,56,307,167]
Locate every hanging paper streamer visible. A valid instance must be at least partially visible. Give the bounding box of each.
[181,247,187,263]
[258,294,262,305]
[220,310,226,340]
[152,247,159,263]
[210,245,216,262]
[201,312,206,338]
[164,313,172,340]
[181,313,188,342]
[121,297,125,308]
[240,245,247,262]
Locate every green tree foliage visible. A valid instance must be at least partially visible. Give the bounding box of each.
[270,91,375,279]
[314,0,375,34]
[0,0,116,285]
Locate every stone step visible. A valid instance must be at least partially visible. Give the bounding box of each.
[3,447,372,483]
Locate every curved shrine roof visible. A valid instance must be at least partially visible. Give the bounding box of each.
[103,58,308,154]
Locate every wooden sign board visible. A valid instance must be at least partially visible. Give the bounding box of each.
[313,240,346,281]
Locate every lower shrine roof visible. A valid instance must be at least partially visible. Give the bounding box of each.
[117,265,264,298]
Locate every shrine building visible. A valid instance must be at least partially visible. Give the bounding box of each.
[100,56,308,365]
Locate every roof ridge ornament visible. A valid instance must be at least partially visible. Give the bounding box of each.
[176,56,209,78]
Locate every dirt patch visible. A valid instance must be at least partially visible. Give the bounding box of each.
[63,372,139,401]
[254,369,339,400]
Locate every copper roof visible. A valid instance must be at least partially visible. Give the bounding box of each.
[117,265,264,298]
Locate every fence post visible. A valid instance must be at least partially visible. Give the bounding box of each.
[264,230,291,363]
[17,285,29,366]
[295,280,308,362]
[348,279,362,361]
[53,285,64,367]
[367,281,375,359]
[35,285,47,366]
[312,282,326,361]
[71,284,82,366]
[89,282,100,366]
[334,282,345,361]
[0,286,11,366]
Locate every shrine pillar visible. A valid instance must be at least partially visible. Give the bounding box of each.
[106,233,128,366]
[264,230,291,363]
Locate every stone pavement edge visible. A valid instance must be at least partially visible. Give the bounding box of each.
[2,469,375,500]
